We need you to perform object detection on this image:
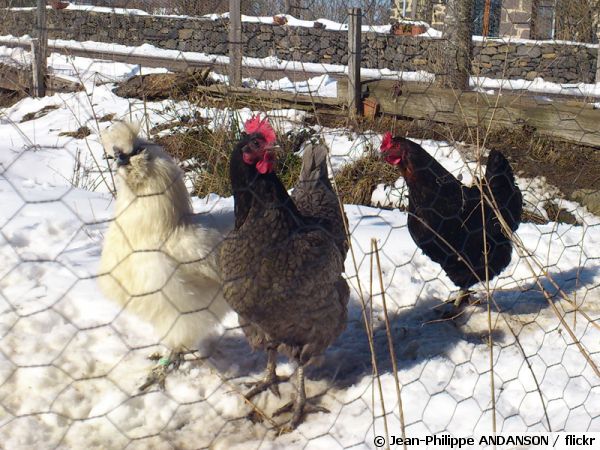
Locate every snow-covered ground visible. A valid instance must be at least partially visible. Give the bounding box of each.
[0,45,599,450]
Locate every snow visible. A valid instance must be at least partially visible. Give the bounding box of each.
[8,5,438,36]
[0,35,599,449]
[2,35,597,101]
[473,35,599,49]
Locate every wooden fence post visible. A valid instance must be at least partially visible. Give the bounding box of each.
[229,0,242,88]
[348,7,362,118]
[595,6,600,84]
[33,0,47,97]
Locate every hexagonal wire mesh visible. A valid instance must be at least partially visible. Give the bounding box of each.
[0,0,599,448]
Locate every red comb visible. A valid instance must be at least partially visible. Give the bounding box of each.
[244,115,276,145]
[380,132,393,152]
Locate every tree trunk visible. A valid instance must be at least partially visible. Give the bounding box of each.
[437,0,474,90]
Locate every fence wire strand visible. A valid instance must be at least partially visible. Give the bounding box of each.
[0,0,599,449]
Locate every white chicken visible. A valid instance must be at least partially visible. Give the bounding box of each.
[98,121,233,389]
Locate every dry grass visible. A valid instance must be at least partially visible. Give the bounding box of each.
[58,126,92,139]
[156,124,303,198]
[20,104,59,122]
[115,69,217,102]
[334,151,399,207]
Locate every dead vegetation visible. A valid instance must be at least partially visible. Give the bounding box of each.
[0,87,25,108]
[111,74,599,219]
[115,69,217,101]
[154,123,303,198]
[20,104,60,122]
[334,151,399,206]
[58,126,92,139]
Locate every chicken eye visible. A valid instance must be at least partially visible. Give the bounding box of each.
[249,139,260,151]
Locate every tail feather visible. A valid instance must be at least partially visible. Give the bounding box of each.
[485,149,523,232]
[296,140,331,190]
[100,121,142,157]
[292,139,349,258]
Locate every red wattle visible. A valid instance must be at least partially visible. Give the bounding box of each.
[256,159,274,174]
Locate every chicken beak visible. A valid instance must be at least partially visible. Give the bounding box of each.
[115,150,130,167]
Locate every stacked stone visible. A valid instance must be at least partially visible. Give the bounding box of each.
[0,9,596,84]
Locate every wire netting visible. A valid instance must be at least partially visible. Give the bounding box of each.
[0,0,599,449]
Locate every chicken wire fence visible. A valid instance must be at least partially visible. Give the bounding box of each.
[0,0,600,449]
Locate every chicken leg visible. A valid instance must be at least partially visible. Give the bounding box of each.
[449,289,475,307]
[273,364,329,430]
[244,348,289,399]
[139,350,184,391]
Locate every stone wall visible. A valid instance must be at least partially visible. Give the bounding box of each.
[0,8,596,83]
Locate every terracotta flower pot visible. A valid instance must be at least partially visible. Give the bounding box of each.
[50,0,69,10]
[273,15,287,26]
[391,22,427,36]
[362,98,380,119]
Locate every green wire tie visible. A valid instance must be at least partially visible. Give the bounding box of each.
[158,357,170,367]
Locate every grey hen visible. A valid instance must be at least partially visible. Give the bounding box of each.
[220,116,349,429]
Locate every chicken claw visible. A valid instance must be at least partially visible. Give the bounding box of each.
[273,365,329,430]
[274,398,329,431]
[244,374,289,399]
[244,349,288,399]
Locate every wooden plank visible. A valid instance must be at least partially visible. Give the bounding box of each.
[338,78,600,147]
[0,63,82,93]
[228,0,242,88]
[347,8,362,117]
[0,64,30,91]
[195,83,342,107]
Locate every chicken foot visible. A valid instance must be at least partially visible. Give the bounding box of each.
[244,349,289,399]
[139,350,184,391]
[448,289,475,307]
[273,364,329,431]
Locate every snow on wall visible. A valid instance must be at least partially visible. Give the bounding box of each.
[0,7,597,83]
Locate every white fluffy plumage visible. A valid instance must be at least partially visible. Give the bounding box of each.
[98,121,234,355]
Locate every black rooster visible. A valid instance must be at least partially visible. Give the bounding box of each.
[380,133,522,305]
[220,116,349,429]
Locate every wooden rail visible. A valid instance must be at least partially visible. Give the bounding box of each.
[338,79,600,148]
[0,38,329,83]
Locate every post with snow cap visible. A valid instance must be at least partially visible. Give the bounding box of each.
[32,0,48,97]
[595,5,600,84]
[229,0,242,88]
[348,8,362,118]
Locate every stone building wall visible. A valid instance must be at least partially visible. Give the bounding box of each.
[0,8,596,83]
[499,0,533,38]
